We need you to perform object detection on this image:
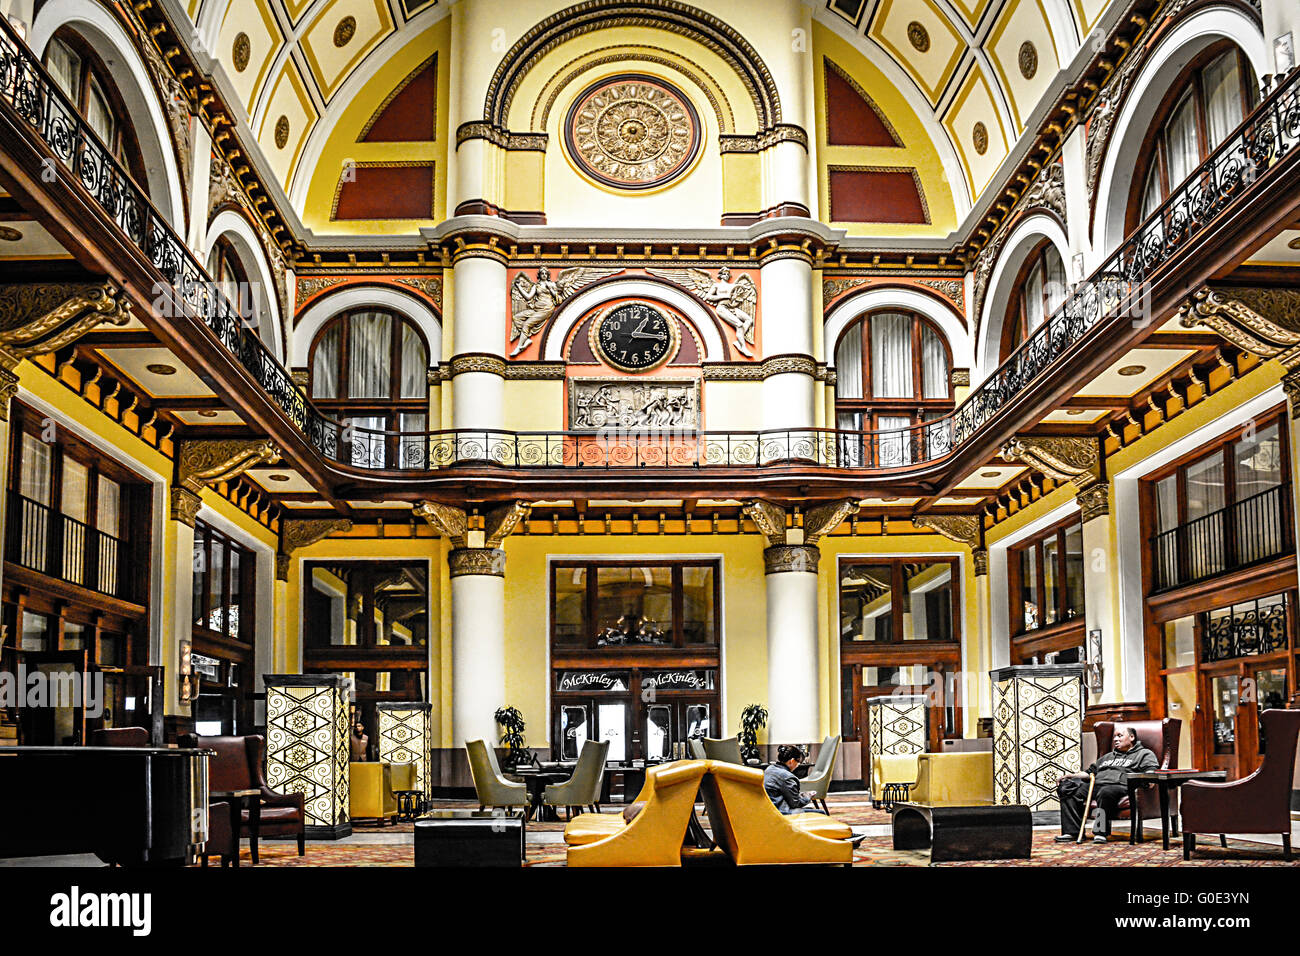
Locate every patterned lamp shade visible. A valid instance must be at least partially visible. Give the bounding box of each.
[377,702,432,799]
[991,664,1085,822]
[865,694,927,758]
[264,674,352,839]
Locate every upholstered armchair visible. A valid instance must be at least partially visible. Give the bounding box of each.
[1091,718,1180,825]
[1181,709,1299,861]
[465,739,529,813]
[870,753,920,807]
[349,762,398,825]
[910,753,994,807]
[702,736,747,765]
[688,738,707,760]
[800,735,841,813]
[90,727,151,747]
[544,739,609,818]
[180,734,306,862]
[199,800,236,868]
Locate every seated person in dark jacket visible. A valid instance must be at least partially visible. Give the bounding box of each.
[763,744,825,815]
[1054,725,1158,843]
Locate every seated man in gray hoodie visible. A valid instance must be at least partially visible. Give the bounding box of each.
[763,744,826,815]
[1055,725,1159,843]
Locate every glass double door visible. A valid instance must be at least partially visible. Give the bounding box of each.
[1199,660,1289,778]
[554,695,715,762]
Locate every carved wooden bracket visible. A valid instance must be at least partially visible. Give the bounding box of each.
[1178,286,1300,368]
[0,281,132,358]
[275,518,354,580]
[801,498,862,546]
[483,501,531,549]
[1001,435,1099,487]
[742,499,788,547]
[413,501,468,549]
[912,514,980,546]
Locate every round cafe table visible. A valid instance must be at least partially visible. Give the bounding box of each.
[510,768,568,821]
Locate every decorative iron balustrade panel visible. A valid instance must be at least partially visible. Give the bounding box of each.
[1202,597,1289,663]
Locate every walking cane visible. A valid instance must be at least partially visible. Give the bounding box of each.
[1076,773,1096,843]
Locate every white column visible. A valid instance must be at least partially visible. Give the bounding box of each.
[449,250,508,439]
[1078,483,1126,702]
[0,361,16,596]
[972,548,992,723]
[764,545,820,743]
[760,251,817,437]
[450,548,506,746]
[162,495,197,718]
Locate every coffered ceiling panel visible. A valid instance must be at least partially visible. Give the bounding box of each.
[216,0,285,118]
[985,0,1061,130]
[942,65,1009,196]
[299,0,396,101]
[1074,348,1197,397]
[257,62,319,187]
[868,0,965,104]
[97,348,217,398]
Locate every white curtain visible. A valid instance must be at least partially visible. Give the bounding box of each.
[871,313,912,398]
[347,311,393,399]
[311,324,341,399]
[399,323,427,398]
[44,38,80,103]
[1203,52,1245,151]
[1140,163,1165,220]
[879,414,912,466]
[919,323,948,398]
[835,322,863,399]
[1043,245,1068,315]
[20,434,52,505]
[1165,92,1201,192]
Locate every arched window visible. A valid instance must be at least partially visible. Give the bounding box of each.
[1134,46,1257,224]
[309,309,429,443]
[1001,241,1067,360]
[43,29,148,187]
[834,311,952,464]
[206,237,260,332]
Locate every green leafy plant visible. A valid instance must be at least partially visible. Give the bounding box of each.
[739,703,768,763]
[494,706,528,769]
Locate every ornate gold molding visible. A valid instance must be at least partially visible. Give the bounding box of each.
[1283,367,1300,419]
[484,502,531,548]
[449,354,508,377]
[170,486,202,526]
[972,547,989,577]
[760,354,818,379]
[743,499,788,547]
[414,501,468,548]
[449,548,507,577]
[504,362,566,380]
[0,355,18,422]
[764,544,819,574]
[912,514,980,546]
[1001,436,1098,484]
[802,498,861,546]
[177,439,278,496]
[1077,483,1110,523]
[0,282,132,358]
[950,368,971,388]
[1178,286,1300,368]
[276,518,353,580]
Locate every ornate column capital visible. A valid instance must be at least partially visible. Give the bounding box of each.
[0,352,19,422]
[764,544,820,575]
[448,353,507,377]
[1077,482,1110,523]
[449,547,506,578]
[169,486,202,526]
[972,547,989,576]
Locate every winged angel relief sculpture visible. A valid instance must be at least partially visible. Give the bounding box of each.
[648,266,757,357]
[509,266,624,356]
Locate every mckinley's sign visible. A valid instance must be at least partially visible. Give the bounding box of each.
[555,669,715,692]
[556,671,629,692]
[644,670,714,691]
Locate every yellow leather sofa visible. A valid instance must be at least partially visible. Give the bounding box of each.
[700,760,853,865]
[563,760,708,867]
[870,753,920,804]
[909,752,994,807]
[349,762,398,825]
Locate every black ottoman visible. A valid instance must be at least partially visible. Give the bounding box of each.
[891,803,1032,863]
[414,810,525,866]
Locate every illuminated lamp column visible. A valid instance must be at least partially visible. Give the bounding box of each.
[758,245,817,458]
[763,544,821,745]
[448,242,508,457]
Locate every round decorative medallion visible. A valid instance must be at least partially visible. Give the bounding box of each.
[232,32,250,72]
[590,302,680,372]
[564,74,701,190]
[1019,41,1038,80]
[1288,236,1300,250]
[972,121,989,155]
[333,16,356,48]
[146,363,177,376]
[1118,364,1147,377]
[907,21,930,53]
[0,225,21,241]
[274,115,290,150]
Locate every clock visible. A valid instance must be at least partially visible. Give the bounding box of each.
[590,302,680,372]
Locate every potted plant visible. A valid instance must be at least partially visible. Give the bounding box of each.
[739,703,768,764]
[494,706,529,770]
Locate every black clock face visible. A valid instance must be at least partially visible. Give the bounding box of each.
[592,302,679,372]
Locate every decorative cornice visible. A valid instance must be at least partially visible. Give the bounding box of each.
[1178,287,1300,368]
[456,122,549,151]
[702,363,763,381]
[449,548,507,577]
[1077,483,1110,523]
[912,514,980,546]
[449,241,511,266]
[764,544,819,574]
[0,282,132,358]
[169,486,202,526]
[504,362,566,380]
[760,354,817,379]
[276,518,353,578]
[1001,436,1098,484]
[449,354,508,377]
[757,245,814,266]
[718,124,809,153]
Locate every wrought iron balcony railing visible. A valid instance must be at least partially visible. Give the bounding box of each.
[6,492,127,599]
[1,11,1298,475]
[1150,482,1293,592]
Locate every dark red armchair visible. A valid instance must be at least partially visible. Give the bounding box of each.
[1091,718,1180,826]
[89,727,151,747]
[1181,709,1299,861]
[199,800,236,867]
[181,734,305,862]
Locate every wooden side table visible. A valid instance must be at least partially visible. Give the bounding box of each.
[1125,770,1227,850]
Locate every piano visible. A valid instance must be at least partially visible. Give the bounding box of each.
[0,746,210,866]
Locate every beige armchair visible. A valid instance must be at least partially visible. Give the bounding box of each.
[910,752,994,807]
[466,739,529,812]
[871,752,920,808]
[800,734,841,813]
[702,736,747,765]
[688,738,707,760]
[544,739,609,819]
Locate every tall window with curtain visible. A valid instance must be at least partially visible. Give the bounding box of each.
[1002,241,1068,360]
[206,237,263,340]
[1134,45,1257,227]
[833,311,952,466]
[309,310,430,467]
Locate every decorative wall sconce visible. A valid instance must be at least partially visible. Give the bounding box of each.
[178,639,196,704]
[1086,629,1104,695]
[264,674,351,839]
